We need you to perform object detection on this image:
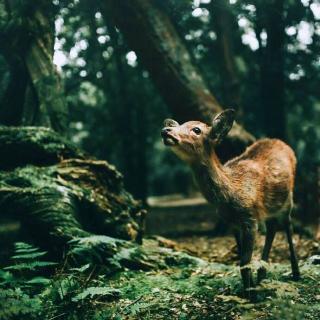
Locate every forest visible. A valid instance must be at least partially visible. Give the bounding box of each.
[0,0,319,319]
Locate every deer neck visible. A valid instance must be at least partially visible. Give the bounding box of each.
[191,150,233,204]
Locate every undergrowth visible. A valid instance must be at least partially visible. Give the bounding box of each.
[0,241,320,320]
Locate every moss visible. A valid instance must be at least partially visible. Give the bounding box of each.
[0,126,144,257]
[93,259,320,320]
[0,126,85,169]
[2,238,320,320]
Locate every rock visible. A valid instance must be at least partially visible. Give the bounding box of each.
[308,255,320,265]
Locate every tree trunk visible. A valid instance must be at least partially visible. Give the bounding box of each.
[0,126,144,250]
[104,0,255,159]
[0,1,68,132]
[257,0,286,140]
[209,0,242,118]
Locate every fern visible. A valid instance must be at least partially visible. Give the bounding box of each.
[0,242,57,289]
[14,242,37,250]
[4,261,57,271]
[25,277,51,285]
[11,251,47,260]
[0,242,58,319]
[0,270,15,284]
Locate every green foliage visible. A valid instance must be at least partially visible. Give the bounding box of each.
[1,242,55,282]
[2,242,57,273]
[54,0,320,205]
[4,261,57,271]
[0,241,320,319]
[0,242,53,320]
[0,241,123,319]
[0,288,42,320]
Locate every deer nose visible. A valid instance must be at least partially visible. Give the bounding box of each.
[161,127,172,137]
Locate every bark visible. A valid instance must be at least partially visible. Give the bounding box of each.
[0,1,68,132]
[209,0,242,117]
[104,0,255,159]
[0,60,29,125]
[257,0,286,139]
[107,23,149,202]
[0,126,144,252]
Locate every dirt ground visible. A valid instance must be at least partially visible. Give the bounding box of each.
[173,233,320,265]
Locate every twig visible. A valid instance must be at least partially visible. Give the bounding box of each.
[49,313,67,320]
[123,295,143,310]
[85,265,96,284]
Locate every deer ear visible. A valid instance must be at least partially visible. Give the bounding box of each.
[209,109,235,141]
[163,119,179,127]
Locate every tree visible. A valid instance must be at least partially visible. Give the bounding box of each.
[209,0,242,117]
[0,1,67,132]
[256,0,286,139]
[0,1,146,258]
[104,0,255,159]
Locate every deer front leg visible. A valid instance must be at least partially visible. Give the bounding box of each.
[257,219,277,283]
[239,221,255,299]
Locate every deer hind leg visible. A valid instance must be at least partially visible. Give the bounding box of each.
[239,221,255,299]
[234,229,242,258]
[257,219,277,283]
[285,214,300,280]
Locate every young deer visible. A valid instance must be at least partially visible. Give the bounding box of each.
[161,110,300,297]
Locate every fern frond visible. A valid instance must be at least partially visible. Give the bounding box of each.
[4,261,57,271]
[25,277,51,285]
[15,247,39,253]
[11,251,48,260]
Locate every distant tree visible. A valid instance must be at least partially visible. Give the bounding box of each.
[256,0,286,139]
[209,0,242,117]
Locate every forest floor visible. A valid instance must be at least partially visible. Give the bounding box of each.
[1,233,320,320]
[101,234,320,320]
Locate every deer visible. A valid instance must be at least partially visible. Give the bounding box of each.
[161,109,300,298]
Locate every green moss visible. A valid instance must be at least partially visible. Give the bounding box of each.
[2,239,320,320]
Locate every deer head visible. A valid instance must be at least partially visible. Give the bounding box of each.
[161,109,235,163]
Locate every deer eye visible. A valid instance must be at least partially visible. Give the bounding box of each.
[192,127,201,135]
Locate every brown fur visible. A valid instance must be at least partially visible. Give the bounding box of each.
[161,111,300,298]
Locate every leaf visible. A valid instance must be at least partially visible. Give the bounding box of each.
[14,242,35,250]
[70,263,91,273]
[215,294,248,304]
[15,248,40,254]
[0,270,14,283]
[4,261,57,271]
[71,287,121,302]
[25,277,51,285]
[12,251,47,260]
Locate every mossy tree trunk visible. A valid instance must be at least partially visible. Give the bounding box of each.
[0,0,67,132]
[0,126,145,254]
